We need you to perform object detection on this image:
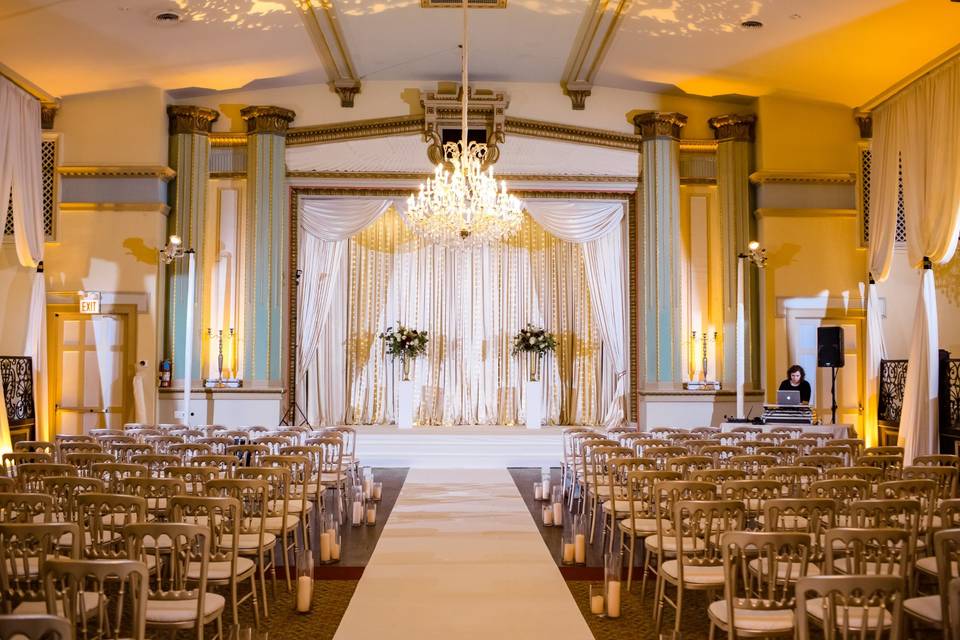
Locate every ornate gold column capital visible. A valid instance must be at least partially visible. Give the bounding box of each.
[40,102,59,130]
[854,111,872,139]
[241,106,296,135]
[708,113,756,142]
[167,105,219,135]
[633,112,687,141]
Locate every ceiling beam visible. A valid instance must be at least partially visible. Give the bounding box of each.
[291,0,362,107]
[560,0,631,110]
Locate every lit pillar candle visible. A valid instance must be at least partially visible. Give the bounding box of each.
[606,581,621,618]
[372,482,382,500]
[574,534,586,564]
[552,501,563,526]
[366,504,376,524]
[542,506,553,526]
[330,541,340,561]
[352,501,363,526]
[319,531,331,562]
[534,483,542,501]
[296,576,313,613]
[590,595,605,615]
[562,543,575,564]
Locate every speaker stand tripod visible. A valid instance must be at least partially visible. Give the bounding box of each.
[829,366,838,425]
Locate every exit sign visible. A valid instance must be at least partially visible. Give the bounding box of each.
[79,292,101,314]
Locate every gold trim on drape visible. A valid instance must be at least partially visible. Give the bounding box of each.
[345,209,600,425]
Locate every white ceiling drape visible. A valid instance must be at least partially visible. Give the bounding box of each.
[872,56,960,461]
[0,76,47,446]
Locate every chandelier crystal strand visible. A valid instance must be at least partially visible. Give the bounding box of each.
[406,0,523,247]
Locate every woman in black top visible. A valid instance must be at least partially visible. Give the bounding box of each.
[778,364,812,404]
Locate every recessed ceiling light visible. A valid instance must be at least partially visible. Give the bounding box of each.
[790,13,802,19]
[153,10,182,25]
[740,19,763,29]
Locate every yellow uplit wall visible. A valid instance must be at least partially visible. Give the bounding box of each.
[756,94,860,173]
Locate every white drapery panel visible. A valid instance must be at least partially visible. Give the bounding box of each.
[0,77,46,443]
[867,105,901,283]
[874,57,960,461]
[526,200,628,426]
[898,270,939,461]
[863,282,886,448]
[296,199,395,425]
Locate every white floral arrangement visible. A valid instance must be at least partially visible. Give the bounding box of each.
[379,324,429,359]
[511,324,557,355]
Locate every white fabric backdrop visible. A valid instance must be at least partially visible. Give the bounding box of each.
[525,200,627,426]
[872,57,960,460]
[863,281,886,448]
[0,77,46,446]
[295,197,628,426]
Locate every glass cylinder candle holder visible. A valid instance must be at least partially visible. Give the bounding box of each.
[319,513,338,564]
[551,486,563,527]
[540,467,552,496]
[561,525,575,565]
[604,552,623,618]
[542,503,554,527]
[589,582,605,617]
[326,486,342,524]
[372,481,383,501]
[295,550,314,613]
[328,520,342,563]
[534,481,543,501]
[351,487,364,527]
[362,469,374,500]
[573,514,587,565]
[365,499,377,526]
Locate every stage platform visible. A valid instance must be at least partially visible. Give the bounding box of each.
[353,425,565,469]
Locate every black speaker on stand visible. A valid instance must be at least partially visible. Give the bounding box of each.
[817,326,844,424]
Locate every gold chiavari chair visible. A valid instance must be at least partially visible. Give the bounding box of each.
[656,499,745,636]
[42,558,148,640]
[690,468,746,486]
[129,454,180,476]
[196,437,233,456]
[878,479,939,551]
[560,428,593,500]
[708,531,810,640]
[645,480,717,603]
[618,469,681,591]
[700,445,745,468]
[904,527,960,638]
[1,453,53,479]
[75,493,147,559]
[63,452,112,477]
[903,465,958,503]
[122,477,186,521]
[89,463,148,493]
[600,456,656,551]
[728,454,778,480]
[42,476,104,526]
[192,455,240,477]
[56,442,101,464]
[112,443,154,463]
[0,614,73,640]
[263,454,315,548]
[14,464,76,493]
[769,427,803,438]
[845,504,918,579]
[168,443,213,463]
[755,445,801,464]
[809,478,871,526]
[0,522,81,616]
[645,446,690,472]
[226,444,270,468]
[781,438,819,456]
[858,454,905,481]
[124,522,224,640]
[585,445,632,542]
[166,465,218,496]
[721,479,780,529]
[796,454,846,474]
[235,467,297,593]
[762,466,819,498]
[762,498,835,577]
[795,574,905,640]
[665,455,713,480]
[691,426,720,436]
[324,426,360,478]
[0,494,53,524]
[12,442,56,456]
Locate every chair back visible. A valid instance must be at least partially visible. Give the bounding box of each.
[762,466,818,498]
[721,479,780,527]
[795,574,905,640]
[950,577,960,640]
[76,494,147,559]
[690,468,745,485]
[63,453,113,477]
[42,476,105,523]
[226,444,269,467]
[665,455,712,479]
[728,455,778,480]
[89,463,148,493]
[122,477,186,520]
[15,464,76,493]
[0,493,53,523]
[2,453,54,478]
[166,465,218,496]
[902,465,958,501]
[170,495,241,569]
[0,523,80,614]
[673,500,745,576]
[129,454,180,475]
[856,454,904,481]
[824,527,911,577]
[12,442,56,456]
[0,614,73,640]
[933,528,960,640]
[43,558,147,640]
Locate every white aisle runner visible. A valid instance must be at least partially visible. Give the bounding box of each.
[334,468,593,639]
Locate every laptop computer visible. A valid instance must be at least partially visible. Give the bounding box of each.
[777,389,801,406]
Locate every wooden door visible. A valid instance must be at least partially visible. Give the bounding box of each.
[51,311,131,434]
[790,317,863,432]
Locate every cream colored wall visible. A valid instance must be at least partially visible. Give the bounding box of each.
[177,80,753,138]
[56,86,169,165]
[755,94,860,173]
[877,249,960,359]
[44,208,167,422]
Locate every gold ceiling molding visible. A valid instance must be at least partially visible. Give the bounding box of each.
[58,165,176,180]
[293,0,361,107]
[210,133,248,147]
[504,116,637,150]
[241,106,296,135]
[680,139,719,153]
[560,0,632,110]
[286,114,425,146]
[755,208,858,219]
[60,202,171,215]
[749,170,856,185]
[286,170,639,184]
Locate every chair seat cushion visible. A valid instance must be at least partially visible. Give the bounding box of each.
[645,535,704,554]
[903,595,942,625]
[660,560,724,585]
[187,557,256,581]
[747,557,819,582]
[145,593,225,623]
[15,591,101,616]
[601,499,632,514]
[618,517,657,535]
[707,599,795,633]
[806,597,892,630]
[222,532,277,552]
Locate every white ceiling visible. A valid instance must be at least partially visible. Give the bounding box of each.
[2,0,960,107]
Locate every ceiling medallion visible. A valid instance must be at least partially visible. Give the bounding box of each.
[406,0,522,247]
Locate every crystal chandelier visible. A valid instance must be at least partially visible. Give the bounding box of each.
[406,0,523,246]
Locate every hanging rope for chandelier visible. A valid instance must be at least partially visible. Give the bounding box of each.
[405,0,524,247]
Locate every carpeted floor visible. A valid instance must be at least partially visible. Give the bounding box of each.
[231,580,359,640]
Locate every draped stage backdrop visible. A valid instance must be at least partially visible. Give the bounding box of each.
[295,198,628,428]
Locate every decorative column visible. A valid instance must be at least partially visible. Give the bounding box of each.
[634,112,686,387]
[709,114,758,392]
[241,106,295,385]
[166,105,218,386]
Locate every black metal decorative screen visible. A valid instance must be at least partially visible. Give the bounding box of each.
[4,138,57,239]
[949,359,960,431]
[0,356,35,426]
[860,148,907,246]
[877,359,908,424]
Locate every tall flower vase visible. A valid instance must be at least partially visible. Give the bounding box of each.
[528,351,541,382]
[397,354,414,429]
[401,355,412,381]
